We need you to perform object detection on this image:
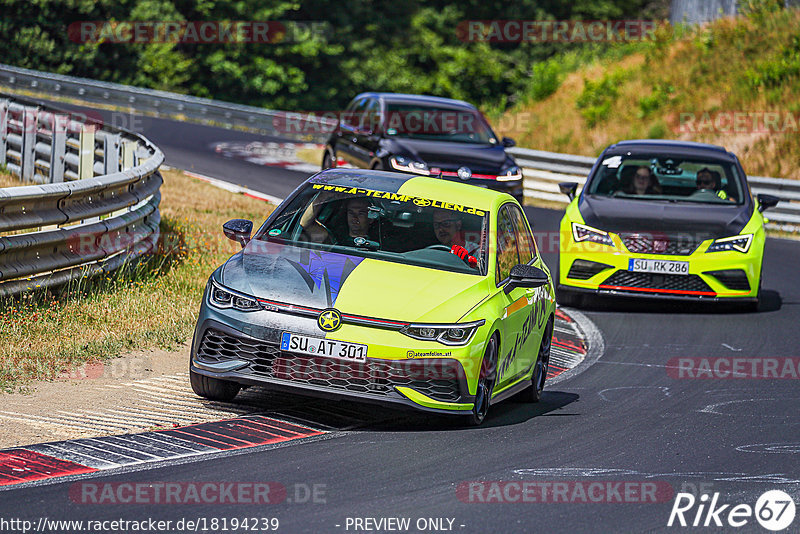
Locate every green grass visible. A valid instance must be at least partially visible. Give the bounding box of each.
[0,169,272,391]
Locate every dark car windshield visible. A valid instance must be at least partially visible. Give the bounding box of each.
[382,102,496,144]
[257,183,489,275]
[586,154,746,205]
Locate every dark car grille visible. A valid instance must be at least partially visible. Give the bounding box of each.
[704,269,751,291]
[196,329,464,402]
[600,270,714,294]
[620,233,700,256]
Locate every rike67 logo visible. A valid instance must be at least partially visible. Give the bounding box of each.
[668,490,796,530]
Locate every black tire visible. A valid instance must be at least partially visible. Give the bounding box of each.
[190,368,241,401]
[322,151,335,170]
[463,335,498,426]
[518,318,553,403]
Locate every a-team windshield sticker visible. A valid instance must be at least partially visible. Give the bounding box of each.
[311,183,486,216]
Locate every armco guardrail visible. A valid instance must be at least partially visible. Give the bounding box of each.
[0,94,163,297]
[0,63,334,144]
[509,146,800,230]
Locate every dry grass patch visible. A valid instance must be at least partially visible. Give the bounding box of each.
[0,171,21,188]
[0,168,272,391]
[497,9,800,179]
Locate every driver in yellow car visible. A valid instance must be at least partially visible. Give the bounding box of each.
[432,209,479,268]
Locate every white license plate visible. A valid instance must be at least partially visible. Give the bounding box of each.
[280,332,367,362]
[628,258,689,275]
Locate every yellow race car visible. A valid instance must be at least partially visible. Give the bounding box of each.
[557,140,779,310]
[190,169,556,425]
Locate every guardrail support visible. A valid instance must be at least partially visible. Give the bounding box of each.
[104,133,121,174]
[78,123,95,179]
[21,106,37,182]
[0,99,7,167]
[122,140,137,169]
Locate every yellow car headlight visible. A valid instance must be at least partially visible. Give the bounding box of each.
[706,234,753,253]
[571,223,614,248]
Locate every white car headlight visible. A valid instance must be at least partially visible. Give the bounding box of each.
[209,280,261,311]
[390,156,430,175]
[571,223,614,247]
[706,234,753,253]
[401,320,485,346]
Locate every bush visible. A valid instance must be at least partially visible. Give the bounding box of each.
[576,70,626,127]
[638,83,675,118]
[744,35,800,89]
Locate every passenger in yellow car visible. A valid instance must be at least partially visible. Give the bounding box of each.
[623,166,662,195]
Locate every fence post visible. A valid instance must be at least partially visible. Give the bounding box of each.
[121,140,137,170]
[0,99,7,167]
[104,133,121,174]
[78,123,95,179]
[50,114,68,183]
[21,106,38,182]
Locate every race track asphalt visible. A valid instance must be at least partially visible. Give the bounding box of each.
[2,108,799,533]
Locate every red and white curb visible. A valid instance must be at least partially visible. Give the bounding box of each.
[549,307,605,385]
[214,141,323,173]
[0,416,323,488]
[548,309,588,380]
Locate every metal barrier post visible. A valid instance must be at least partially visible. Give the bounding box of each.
[121,140,136,170]
[50,114,68,183]
[0,99,7,167]
[21,106,37,182]
[104,133,120,174]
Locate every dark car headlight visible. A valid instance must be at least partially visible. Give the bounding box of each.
[209,280,261,311]
[571,223,615,247]
[706,234,753,253]
[401,320,485,346]
[497,166,523,182]
[390,155,430,175]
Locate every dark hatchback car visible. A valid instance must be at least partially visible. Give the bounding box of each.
[322,93,523,201]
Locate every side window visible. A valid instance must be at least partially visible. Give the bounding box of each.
[344,98,367,128]
[508,205,537,264]
[362,99,381,133]
[496,206,520,285]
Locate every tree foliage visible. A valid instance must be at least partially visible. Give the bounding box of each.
[1,0,668,110]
